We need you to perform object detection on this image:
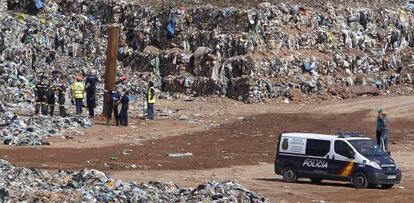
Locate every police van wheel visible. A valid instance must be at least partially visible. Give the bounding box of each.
[310,178,322,184]
[381,184,394,189]
[352,172,368,188]
[283,167,297,183]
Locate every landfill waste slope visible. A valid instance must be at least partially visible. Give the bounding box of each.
[0,0,103,146]
[42,0,414,103]
[0,159,269,202]
[1,0,413,106]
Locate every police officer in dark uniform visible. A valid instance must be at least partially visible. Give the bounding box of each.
[119,90,130,126]
[47,79,57,116]
[85,69,98,118]
[57,78,66,117]
[34,77,48,115]
[106,87,121,126]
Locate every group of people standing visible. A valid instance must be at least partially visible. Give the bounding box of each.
[34,69,156,127]
[70,70,99,118]
[34,69,100,119]
[104,80,156,126]
[106,85,130,126]
[34,77,67,117]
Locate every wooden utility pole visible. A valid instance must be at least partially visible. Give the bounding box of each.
[103,25,119,115]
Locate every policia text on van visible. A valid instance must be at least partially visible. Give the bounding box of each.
[274,133,401,189]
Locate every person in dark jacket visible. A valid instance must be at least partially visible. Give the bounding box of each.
[376,109,384,146]
[85,69,98,118]
[106,87,121,126]
[47,79,57,116]
[119,90,130,127]
[57,79,66,117]
[0,32,5,54]
[359,11,368,30]
[34,77,48,115]
[380,111,391,154]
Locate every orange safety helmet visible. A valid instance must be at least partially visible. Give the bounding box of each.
[75,75,83,81]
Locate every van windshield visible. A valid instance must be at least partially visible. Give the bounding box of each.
[348,140,387,156]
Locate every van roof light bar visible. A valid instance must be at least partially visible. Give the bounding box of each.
[337,132,366,138]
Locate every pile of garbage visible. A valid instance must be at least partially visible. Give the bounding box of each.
[0,159,268,202]
[0,0,414,107]
[0,104,92,145]
[49,0,414,103]
[114,0,414,102]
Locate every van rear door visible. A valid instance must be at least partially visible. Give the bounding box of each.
[276,135,307,174]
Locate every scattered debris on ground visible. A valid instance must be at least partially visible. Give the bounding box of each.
[0,159,268,202]
[168,152,193,157]
[0,111,91,145]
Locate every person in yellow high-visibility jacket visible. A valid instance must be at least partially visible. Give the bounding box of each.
[71,77,85,115]
[146,81,156,120]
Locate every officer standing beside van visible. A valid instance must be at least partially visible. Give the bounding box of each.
[376,109,385,146]
[380,111,391,153]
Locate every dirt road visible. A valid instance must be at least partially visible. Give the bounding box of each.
[0,96,413,202]
[113,150,414,203]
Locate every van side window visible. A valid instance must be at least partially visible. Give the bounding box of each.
[335,140,353,157]
[306,139,330,157]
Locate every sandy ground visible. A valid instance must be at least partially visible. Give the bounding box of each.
[114,150,414,203]
[1,96,413,202]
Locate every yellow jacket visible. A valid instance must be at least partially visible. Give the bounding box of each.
[147,87,155,104]
[71,82,85,99]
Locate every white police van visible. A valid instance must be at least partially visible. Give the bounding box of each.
[274,132,401,189]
